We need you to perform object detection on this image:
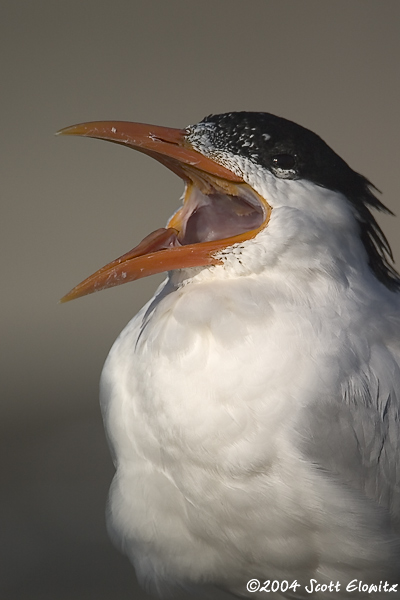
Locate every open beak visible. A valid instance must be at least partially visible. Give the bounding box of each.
[58,121,271,302]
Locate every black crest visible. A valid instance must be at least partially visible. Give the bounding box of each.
[198,112,400,292]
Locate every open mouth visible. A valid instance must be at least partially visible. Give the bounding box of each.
[170,181,265,246]
[58,120,270,302]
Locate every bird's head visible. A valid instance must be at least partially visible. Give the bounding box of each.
[59,112,399,302]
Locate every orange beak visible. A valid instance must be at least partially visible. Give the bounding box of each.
[58,121,270,302]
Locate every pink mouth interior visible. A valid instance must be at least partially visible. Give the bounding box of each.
[176,186,265,245]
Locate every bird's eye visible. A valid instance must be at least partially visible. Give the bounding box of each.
[270,153,297,179]
[271,154,296,170]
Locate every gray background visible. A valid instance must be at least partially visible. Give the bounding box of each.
[2,1,399,598]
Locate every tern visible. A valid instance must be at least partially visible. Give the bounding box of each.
[59,113,400,599]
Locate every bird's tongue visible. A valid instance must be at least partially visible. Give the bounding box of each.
[116,227,180,259]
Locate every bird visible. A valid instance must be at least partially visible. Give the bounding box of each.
[59,112,400,599]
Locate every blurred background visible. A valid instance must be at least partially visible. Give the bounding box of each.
[2,1,399,598]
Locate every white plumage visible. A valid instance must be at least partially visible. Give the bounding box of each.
[61,113,400,599]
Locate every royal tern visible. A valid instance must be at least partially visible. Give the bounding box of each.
[60,113,400,599]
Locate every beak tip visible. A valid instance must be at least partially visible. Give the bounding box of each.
[59,287,81,303]
[56,125,77,137]
[56,123,92,137]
